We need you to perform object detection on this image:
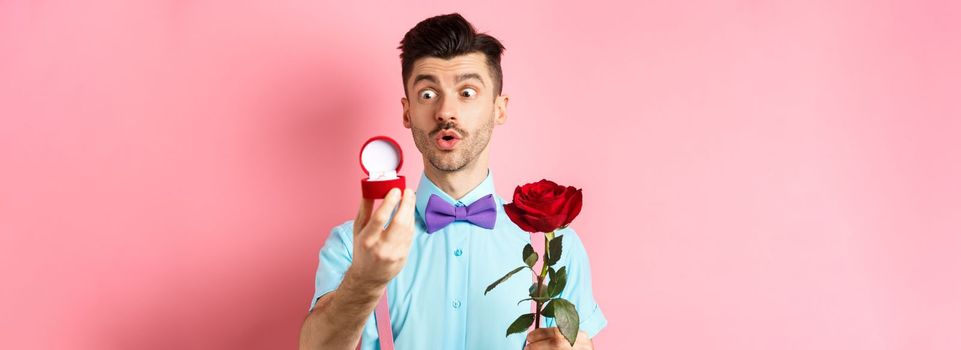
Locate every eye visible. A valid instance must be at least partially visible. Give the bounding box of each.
[420,89,437,100]
[461,88,477,98]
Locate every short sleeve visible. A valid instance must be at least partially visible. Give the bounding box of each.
[308,220,355,312]
[542,227,608,338]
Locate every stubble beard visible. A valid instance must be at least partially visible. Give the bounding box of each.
[411,117,494,173]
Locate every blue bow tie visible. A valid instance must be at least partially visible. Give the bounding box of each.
[424,194,497,234]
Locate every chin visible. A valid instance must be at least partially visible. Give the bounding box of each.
[430,158,470,172]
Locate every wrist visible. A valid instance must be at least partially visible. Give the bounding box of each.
[343,267,388,298]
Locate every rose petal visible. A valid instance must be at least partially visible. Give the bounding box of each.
[514,198,549,217]
[526,212,559,233]
[504,203,538,233]
[506,180,583,232]
[560,189,583,227]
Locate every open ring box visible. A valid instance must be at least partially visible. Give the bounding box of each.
[359,136,406,199]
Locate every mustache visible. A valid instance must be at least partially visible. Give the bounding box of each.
[429,122,467,138]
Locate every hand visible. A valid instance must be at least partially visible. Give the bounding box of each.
[525,328,593,350]
[347,188,417,287]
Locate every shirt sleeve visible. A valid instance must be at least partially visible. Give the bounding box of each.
[542,226,608,338]
[308,220,355,312]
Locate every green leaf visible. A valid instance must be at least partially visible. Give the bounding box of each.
[527,282,550,301]
[485,266,527,295]
[523,244,538,268]
[547,235,563,266]
[548,266,567,297]
[552,298,580,346]
[515,296,550,305]
[541,299,556,318]
[505,313,535,337]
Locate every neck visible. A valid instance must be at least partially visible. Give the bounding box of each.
[423,154,489,201]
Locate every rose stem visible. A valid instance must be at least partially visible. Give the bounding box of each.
[534,231,555,329]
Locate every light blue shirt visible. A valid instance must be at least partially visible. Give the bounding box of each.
[310,169,607,349]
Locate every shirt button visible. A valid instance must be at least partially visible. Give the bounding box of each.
[454,249,463,256]
[452,300,462,309]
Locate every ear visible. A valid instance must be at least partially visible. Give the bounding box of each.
[401,96,411,129]
[494,94,509,125]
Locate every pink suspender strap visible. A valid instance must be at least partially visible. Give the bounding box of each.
[356,290,394,350]
[374,290,395,350]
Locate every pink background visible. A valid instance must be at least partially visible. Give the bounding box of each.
[2,1,959,349]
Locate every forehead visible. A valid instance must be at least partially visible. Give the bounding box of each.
[408,52,491,85]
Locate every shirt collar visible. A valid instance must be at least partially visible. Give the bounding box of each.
[415,168,497,222]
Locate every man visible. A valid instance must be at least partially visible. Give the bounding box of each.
[299,13,606,350]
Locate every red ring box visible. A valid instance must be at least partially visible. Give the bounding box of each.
[359,136,406,199]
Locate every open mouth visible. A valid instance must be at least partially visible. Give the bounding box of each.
[435,132,461,150]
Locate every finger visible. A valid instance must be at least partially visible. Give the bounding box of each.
[526,338,567,350]
[362,188,403,239]
[383,189,416,242]
[574,331,591,346]
[353,196,374,237]
[526,327,562,344]
[524,336,564,350]
[528,330,588,349]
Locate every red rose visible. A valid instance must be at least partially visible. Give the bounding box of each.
[503,179,583,233]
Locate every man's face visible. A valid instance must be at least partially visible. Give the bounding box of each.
[402,52,508,173]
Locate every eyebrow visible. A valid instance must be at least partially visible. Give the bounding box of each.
[412,73,486,87]
[455,73,486,86]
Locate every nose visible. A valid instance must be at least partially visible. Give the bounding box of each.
[434,95,457,124]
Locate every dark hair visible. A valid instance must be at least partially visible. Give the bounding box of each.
[398,13,506,97]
